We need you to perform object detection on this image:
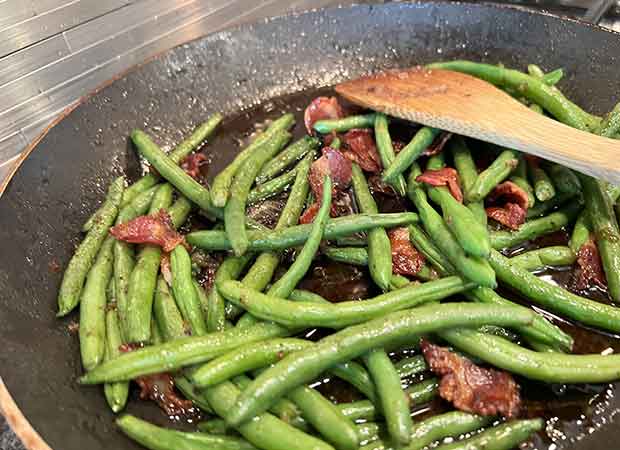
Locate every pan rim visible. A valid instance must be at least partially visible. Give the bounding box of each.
[1,2,619,449]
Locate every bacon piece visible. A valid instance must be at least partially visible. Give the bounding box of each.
[388,227,426,276]
[304,96,344,134]
[485,181,529,230]
[421,340,521,418]
[392,140,406,154]
[368,175,396,197]
[574,236,606,291]
[309,147,353,199]
[416,168,463,202]
[180,153,208,180]
[423,132,453,156]
[135,372,196,417]
[110,210,184,252]
[299,203,321,225]
[300,191,355,224]
[342,129,382,173]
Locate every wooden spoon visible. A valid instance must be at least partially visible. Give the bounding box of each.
[336,68,620,183]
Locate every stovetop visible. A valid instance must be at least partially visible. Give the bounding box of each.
[1,1,619,449]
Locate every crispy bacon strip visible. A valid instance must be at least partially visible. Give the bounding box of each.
[421,340,521,418]
[416,168,463,202]
[304,96,344,134]
[574,236,606,291]
[485,181,529,230]
[135,372,195,417]
[110,209,184,252]
[388,227,426,276]
[309,147,353,198]
[300,192,355,225]
[342,129,382,173]
[180,153,208,180]
[423,132,453,156]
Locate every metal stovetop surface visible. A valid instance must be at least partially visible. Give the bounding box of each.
[0,1,619,449]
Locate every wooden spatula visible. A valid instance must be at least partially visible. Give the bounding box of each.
[335,68,620,183]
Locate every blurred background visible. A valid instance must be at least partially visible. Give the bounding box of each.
[0,0,619,447]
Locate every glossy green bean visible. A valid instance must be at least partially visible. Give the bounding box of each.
[546,163,581,196]
[356,422,382,445]
[489,202,580,249]
[405,412,491,450]
[79,236,115,371]
[153,276,187,341]
[168,196,192,228]
[248,169,297,204]
[525,191,575,219]
[256,136,319,183]
[467,149,518,202]
[79,322,289,383]
[225,131,291,255]
[173,376,215,413]
[57,177,124,316]
[116,414,256,450]
[197,419,231,435]
[225,303,534,425]
[218,276,473,329]
[124,184,173,343]
[542,68,563,86]
[394,355,427,379]
[450,137,487,224]
[103,308,129,413]
[527,158,556,202]
[171,245,208,335]
[329,361,376,401]
[351,164,392,290]
[509,246,575,270]
[131,129,222,218]
[375,113,407,196]
[597,102,620,137]
[187,212,419,251]
[211,113,295,207]
[432,419,543,450]
[119,176,159,209]
[364,349,412,445]
[407,224,455,275]
[314,114,377,133]
[569,212,590,253]
[489,249,620,332]
[383,127,441,185]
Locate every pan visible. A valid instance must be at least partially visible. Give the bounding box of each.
[1,2,620,449]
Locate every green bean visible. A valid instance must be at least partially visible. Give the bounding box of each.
[606,183,620,202]
[527,63,545,79]
[509,246,575,270]
[450,137,487,225]
[403,412,490,450]
[131,130,222,218]
[116,414,256,450]
[580,174,620,302]
[427,61,594,130]
[226,131,291,255]
[173,376,215,413]
[330,136,342,149]
[119,176,159,209]
[153,276,187,341]
[527,159,556,202]
[314,114,377,133]
[467,149,518,202]
[168,196,192,228]
[171,245,208,336]
[248,169,297,204]
[489,249,620,332]
[489,202,580,249]
[225,303,534,425]
[192,339,312,387]
[425,154,490,258]
[188,212,418,251]
[432,418,543,450]
[103,307,129,413]
[597,102,620,137]
[383,127,441,185]
[546,163,580,196]
[408,224,455,275]
[329,361,376,401]
[408,185,496,288]
[542,68,564,86]
[525,191,575,219]
[256,136,319,183]
[79,321,289,383]
[375,113,407,196]
[79,236,115,371]
[569,212,590,253]
[364,349,412,445]
[356,422,382,445]
[123,184,173,343]
[211,114,295,207]
[198,419,231,435]
[203,379,334,450]
[394,355,427,378]
[338,379,439,422]
[287,385,359,450]
[351,164,392,290]
[219,276,472,329]
[508,175,536,208]
[324,246,370,266]
[57,177,124,316]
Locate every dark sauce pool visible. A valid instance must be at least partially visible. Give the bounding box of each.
[140,89,620,449]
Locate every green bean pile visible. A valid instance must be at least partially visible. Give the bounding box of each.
[57,61,620,450]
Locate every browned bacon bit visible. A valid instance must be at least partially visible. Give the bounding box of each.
[119,342,143,353]
[423,131,453,156]
[392,140,406,153]
[368,175,396,197]
[416,168,463,203]
[135,372,197,417]
[299,191,355,225]
[485,181,529,230]
[574,236,606,291]
[110,209,185,252]
[180,153,208,180]
[160,253,172,286]
[342,129,382,173]
[421,340,521,418]
[309,147,353,199]
[67,321,79,334]
[304,96,344,134]
[388,227,426,276]
[299,203,320,225]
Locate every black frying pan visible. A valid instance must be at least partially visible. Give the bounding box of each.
[1,3,620,449]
